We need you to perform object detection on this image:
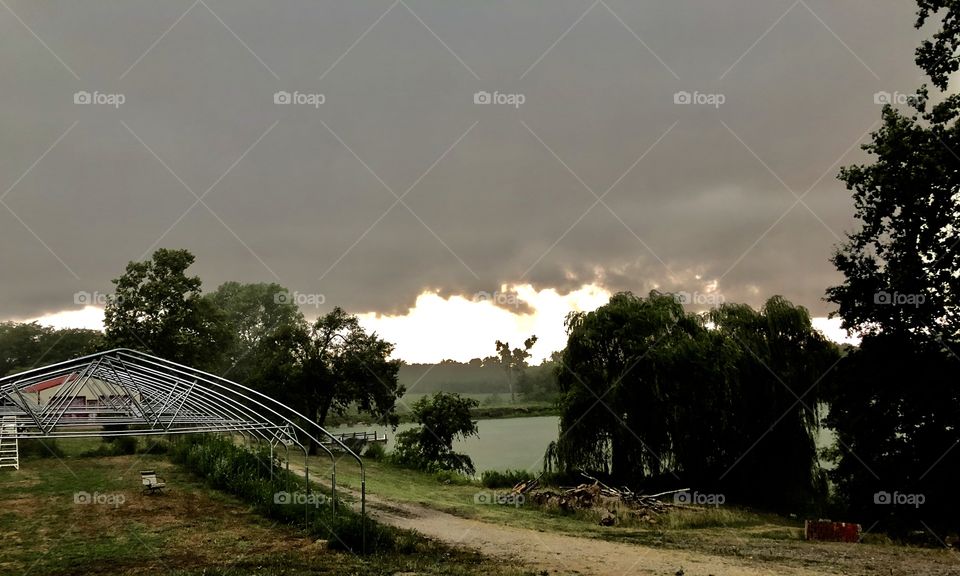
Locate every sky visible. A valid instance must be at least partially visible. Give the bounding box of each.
[2,1,920,362]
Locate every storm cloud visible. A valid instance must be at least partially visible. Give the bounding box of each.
[0,0,929,320]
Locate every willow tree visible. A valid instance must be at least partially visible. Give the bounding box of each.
[555,292,704,481]
[709,297,837,510]
[555,291,837,511]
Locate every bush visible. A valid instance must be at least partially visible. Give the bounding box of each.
[18,438,65,459]
[79,436,141,457]
[481,469,535,488]
[363,442,386,461]
[114,435,138,455]
[432,469,474,485]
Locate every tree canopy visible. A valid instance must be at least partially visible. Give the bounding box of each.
[100,250,405,442]
[391,392,479,475]
[555,291,838,511]
[824,0,960,534]
[104,248,230,370]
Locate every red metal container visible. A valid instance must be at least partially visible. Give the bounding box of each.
[804,520,861,543]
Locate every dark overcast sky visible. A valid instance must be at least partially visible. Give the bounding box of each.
[0,0,930,321]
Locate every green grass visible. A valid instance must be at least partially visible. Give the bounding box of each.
[0,451,538,576]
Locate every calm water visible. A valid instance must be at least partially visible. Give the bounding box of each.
[331,415,836,474]
[330,416,560,474]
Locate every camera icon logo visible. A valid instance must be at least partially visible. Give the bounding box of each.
[274,91,292,105]
[74,91,92,105]
[874,91,892,105]
[274,491,292,505]
[874,291,892,305]
[674,91,692,105]
[474,91,492,105]
[874,491,891,505]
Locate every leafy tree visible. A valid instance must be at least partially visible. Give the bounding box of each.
[824,1,960,534]
[709,298,837,510]
[556,292,704,480]
[494,335,537,402]
[104,249,230,370]
[391,392,479,475]
[254,307,403,453]
[556,291,837,511]
[205,281,306,381]
[300,307,404,428]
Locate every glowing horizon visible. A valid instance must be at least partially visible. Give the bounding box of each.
[12,284,860,365]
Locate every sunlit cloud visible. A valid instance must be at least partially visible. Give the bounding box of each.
[17,288,859,364]
[14,306,105,332]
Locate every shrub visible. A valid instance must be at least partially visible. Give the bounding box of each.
[363,442,386,461]
[114,435,138,455]
[433,469,474,485]
[481,468,535,489]
[18,438,65,459]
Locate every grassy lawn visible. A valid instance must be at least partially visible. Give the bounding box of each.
[0,444,538,576]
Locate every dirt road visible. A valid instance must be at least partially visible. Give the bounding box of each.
[361,491,832,576]
[291,464,958,576]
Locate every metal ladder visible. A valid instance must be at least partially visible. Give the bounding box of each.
[0,416,19,470]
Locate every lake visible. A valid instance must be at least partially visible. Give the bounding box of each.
[330,416,560,474]
[331,415,837,474]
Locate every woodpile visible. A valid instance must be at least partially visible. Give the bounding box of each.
[525,472,691,526]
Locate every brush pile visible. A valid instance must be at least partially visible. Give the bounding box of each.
[522,472,690,526]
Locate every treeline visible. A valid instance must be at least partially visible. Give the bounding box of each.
[0,323,103,377]
[400,356,560,400]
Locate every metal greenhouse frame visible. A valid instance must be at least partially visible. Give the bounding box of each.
[0,348,368,550]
